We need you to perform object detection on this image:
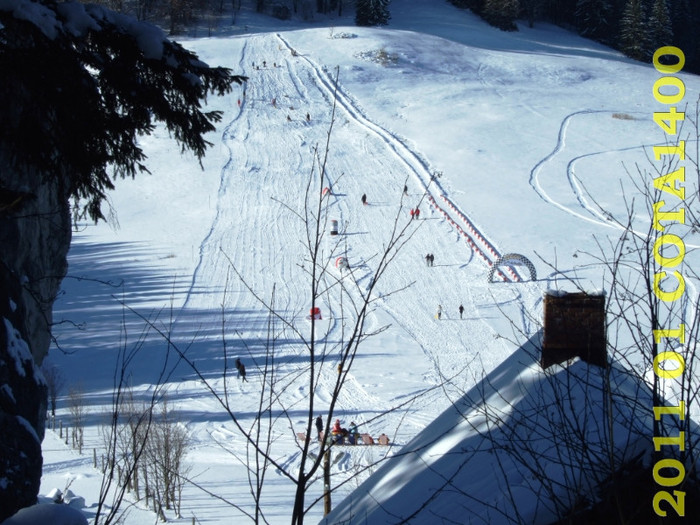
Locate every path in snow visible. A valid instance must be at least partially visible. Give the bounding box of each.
[529,109,652,228]
[175,33,541,461]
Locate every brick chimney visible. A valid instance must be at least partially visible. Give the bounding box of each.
[541,291,607,369]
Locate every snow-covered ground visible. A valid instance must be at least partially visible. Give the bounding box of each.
[30,1,700,524]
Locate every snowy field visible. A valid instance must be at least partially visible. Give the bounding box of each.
[32,1,700,524]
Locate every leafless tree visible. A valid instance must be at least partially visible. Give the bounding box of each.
[93,305,177,525]
[41,362,65,419]
[143,392,191,518]
[67,386,86,454]
[123,70,435,524]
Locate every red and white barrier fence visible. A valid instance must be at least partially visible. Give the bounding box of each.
[426,195,521,282]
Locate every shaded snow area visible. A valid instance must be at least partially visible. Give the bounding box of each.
[15,0,700,524]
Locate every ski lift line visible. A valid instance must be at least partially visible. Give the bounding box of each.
[276,33,434,195]
[436,194,522,282]
[426,195,511,282]
[304,44,521,281]
[276,33,517,284]
[426,195,512,282]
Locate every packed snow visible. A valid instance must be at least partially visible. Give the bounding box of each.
[18,0,700,524]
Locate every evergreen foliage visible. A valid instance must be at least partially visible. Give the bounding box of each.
[646,0,673,51]
[0,0,246,222]
[482,0,520,31]
[619,0,649,61]
[449,0,698,72]
[575,0,613,43]
[355,0,391,27]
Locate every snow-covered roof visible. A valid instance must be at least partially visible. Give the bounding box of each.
[321,335,655,524]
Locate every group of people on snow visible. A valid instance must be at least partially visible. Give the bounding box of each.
[435,303,465,320]
[314,416,388,446]
[316,416,359,444]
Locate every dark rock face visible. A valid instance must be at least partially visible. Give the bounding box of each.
[0,159,71,521]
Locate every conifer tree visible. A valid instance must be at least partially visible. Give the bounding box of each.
[0,0,245,223]
[355,0,391,27]
[482,0,520,31]
[669,0,700,73]
[619,0,649,61]
[646,0,673,50]
[575,0,613,43]
[0,2,244,519]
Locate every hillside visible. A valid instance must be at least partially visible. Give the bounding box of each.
[37,1,700,524]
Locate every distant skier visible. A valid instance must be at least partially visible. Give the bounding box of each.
[235,358,247,382]
[459,304,464,319]
[403,184,408,196]
[306,112,311,122]
[361,193,367,205]
[428,253,434,267]
[315,415,324,441]
[425,253,430,266]
[348,422,359,445]
[436,304,442,320]
[414,207,420,219]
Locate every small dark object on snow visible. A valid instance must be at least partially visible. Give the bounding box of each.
[235,358,247,382]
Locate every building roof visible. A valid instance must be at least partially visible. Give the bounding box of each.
[321,334,658,524]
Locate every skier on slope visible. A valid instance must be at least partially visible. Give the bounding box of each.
[235,358,248,382]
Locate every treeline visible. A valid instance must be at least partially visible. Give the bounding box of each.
[450,0,700,74]
[84,0,699,73]
[85,0,348,35]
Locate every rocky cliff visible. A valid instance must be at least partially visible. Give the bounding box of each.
[0,157,72,521]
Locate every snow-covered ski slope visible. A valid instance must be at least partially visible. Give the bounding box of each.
[45,1,700,524]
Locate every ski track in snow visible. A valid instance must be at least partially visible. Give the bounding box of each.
[527,109,700,307]
[161,31,543,506]
[529,109,650,228]
[276,34,519,282]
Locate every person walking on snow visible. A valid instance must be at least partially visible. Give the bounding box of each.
[361,193,367,205]
[348,422,359,445]
[315,415,324,441]
[436,304,442,320]
[235,358,247,382]
[459,304,464,319]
